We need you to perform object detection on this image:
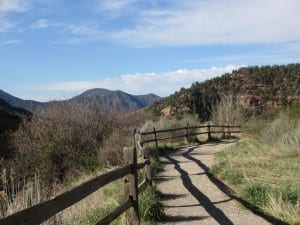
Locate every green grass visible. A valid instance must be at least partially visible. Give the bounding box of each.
[139,187,165,224]
[211,112,300,224]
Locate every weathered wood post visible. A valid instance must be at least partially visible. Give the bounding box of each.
[123,147,140,225]
[185,123,189,143]
[207,123,211,141]
[143,148,152,186]
[227,125,231,139]
[134,129,143,161]
[222,124,226,139]
[154,127,158,149]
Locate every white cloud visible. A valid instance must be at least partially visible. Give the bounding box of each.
[108,0,300,46]
[35,65,243,99]
[95,0,137,12]
[1,39,22,44]
[29,0,299,47]
[30,19,49,29]
[0,0,29,33]
[0,17,15,32]
[0,0,28,13]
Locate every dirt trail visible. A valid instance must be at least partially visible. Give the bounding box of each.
[155,141,271,225]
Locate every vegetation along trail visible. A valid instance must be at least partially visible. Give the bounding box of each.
[155,141,271,225]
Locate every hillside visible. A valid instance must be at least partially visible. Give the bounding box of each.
[149,63,300,119]
[0,99,32,157]
[71,88,161,112]
[0,90,43,112]
[0,89,161,113]
[0,99,32,132]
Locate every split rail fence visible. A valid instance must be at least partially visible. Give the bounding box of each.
[0,124,241,225]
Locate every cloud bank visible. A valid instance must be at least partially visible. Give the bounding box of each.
[108,0,300,46]
[36,65,243,99]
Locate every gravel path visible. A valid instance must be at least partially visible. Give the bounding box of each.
[155,141,271,225]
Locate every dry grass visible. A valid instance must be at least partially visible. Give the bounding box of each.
[61,171,124,225]
[211,94,245,126]
[0,172,63,224]
[0,168,125,224]
[212,112,300,224]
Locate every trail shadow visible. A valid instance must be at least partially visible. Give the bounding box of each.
[163,154,234,225]
[157,192,188,200]
[182,145,289,225]
[160,160,190,165]
[165,198,233,208]
[162,215,209,222]
[154,176,175,183]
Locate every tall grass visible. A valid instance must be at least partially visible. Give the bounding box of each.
[212,107,300,224]
[0,172,62,224]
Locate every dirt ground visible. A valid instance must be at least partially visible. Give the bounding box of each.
[155,140,271,225]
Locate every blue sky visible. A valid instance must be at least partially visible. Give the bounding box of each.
[1,0,300,101]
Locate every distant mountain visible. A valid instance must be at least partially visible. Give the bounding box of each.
[0,89,44,112]
[71,88,161,112]
[149,63,300,119]
[0,89,161,113]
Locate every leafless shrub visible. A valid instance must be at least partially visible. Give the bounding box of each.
[99,111,153,166]
[211,94,245,126]
[9,101,115,185]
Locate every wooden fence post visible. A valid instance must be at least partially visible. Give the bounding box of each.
[143,148,152,186]
[134,129,143,161]
[123,147,140,225]
[207,123,211,141]
[227,125,231,139]
[154,127,158,148]
[185,123,189,143]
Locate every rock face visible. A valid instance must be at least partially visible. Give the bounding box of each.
[161,106,176,117]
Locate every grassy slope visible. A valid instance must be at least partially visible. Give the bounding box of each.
[211,107,300,224]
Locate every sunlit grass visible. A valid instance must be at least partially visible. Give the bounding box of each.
[212,113,300,224]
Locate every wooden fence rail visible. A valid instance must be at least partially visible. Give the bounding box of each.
[0,124,240,225]
[141,124,241,146]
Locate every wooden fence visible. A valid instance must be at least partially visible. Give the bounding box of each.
[141,124,241,147]
[0,124,241,225]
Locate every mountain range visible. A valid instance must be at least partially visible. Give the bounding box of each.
[0,88,161,113]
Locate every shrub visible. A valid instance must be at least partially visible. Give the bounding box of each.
[211,94,245,126]
[9,102,115,184]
